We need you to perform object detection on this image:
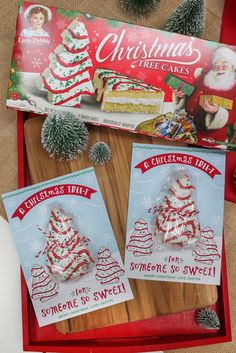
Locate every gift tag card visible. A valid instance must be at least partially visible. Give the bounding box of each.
[125,144,226,285]
[2,168,133,327]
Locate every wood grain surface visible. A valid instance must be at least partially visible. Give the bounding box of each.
[24,116,218,334]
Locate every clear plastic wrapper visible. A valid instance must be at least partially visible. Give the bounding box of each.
[36,206,94,282]
[153,169,201,249]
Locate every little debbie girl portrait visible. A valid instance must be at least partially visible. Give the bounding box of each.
[20,5,52,37]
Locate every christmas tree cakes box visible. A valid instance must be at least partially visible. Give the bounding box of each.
[7,1,236,150]
[125,144,226,285]
[2,168,133,327]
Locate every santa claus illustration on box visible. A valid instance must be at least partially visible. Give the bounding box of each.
[173,47,236,146]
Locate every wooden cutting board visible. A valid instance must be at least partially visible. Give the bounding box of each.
[24,116,218,334]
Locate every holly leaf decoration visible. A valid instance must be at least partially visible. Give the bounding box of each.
[7,59,28,101]
[57,8,82,18]
[18,0,23,13]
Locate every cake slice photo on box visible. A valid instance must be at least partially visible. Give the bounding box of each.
[2,168,133,327]
[125,144,226,286]
[93,68,165,115]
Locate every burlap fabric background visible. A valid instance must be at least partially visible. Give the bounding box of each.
[1,1,235,352]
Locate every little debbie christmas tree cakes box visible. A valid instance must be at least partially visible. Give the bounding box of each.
[2,168,133,327]
[7,1,236,150]
[125,144,226,285]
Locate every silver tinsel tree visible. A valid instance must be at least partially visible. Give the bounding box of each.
[196,308,221,330]
[121,0,160,18]
[89,142,111,165]
[163,0,205,38]
[41,111,89,161]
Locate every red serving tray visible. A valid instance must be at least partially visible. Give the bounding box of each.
[18,112,231,353]
[18,0,234,351]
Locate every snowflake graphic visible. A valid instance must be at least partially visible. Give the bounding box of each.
[82,173,94,184]
[158,168,168,178]
[133,169,141,180]
[5,198,18,208]
[191,169,200,178]
[23,260,31,269]
[100,233,111,244]
[30,240,44,254]
[135,149,145,160]
[101,232,109,239]
[136,71,147,81]
[13,217,21,226]
[210,215,222,227]
[131,212,138,220]
[127,32,138,43]
[68,198,79,208]
[37,206,49,218]
[32,57,43,69]
[208,155,221,166]
[142,196,153,209]
[56,18,67,30]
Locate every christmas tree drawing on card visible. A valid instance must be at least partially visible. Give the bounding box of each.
[126,218,154,256]
[192,226,220,265]
[95,247,125,284]
[31,264,59,303]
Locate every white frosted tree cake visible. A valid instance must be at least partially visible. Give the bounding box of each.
[40,19,94,107]
[155,173,201,247]
[37,207,94,282]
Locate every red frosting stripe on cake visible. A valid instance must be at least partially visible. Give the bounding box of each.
[112,80,160,92]
[50,66,91,81]
[68,28,89,40]
[54,90,94,105]
[63,43,90,54]
[43,75,91,94]
[55,53,89,68]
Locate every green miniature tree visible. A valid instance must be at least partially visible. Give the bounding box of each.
[89,142,112,165]
[196,308,221,330]
[41,111,89,161]
[121,0,160,18]
[163,0,205,38]
[8,60,28,101]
